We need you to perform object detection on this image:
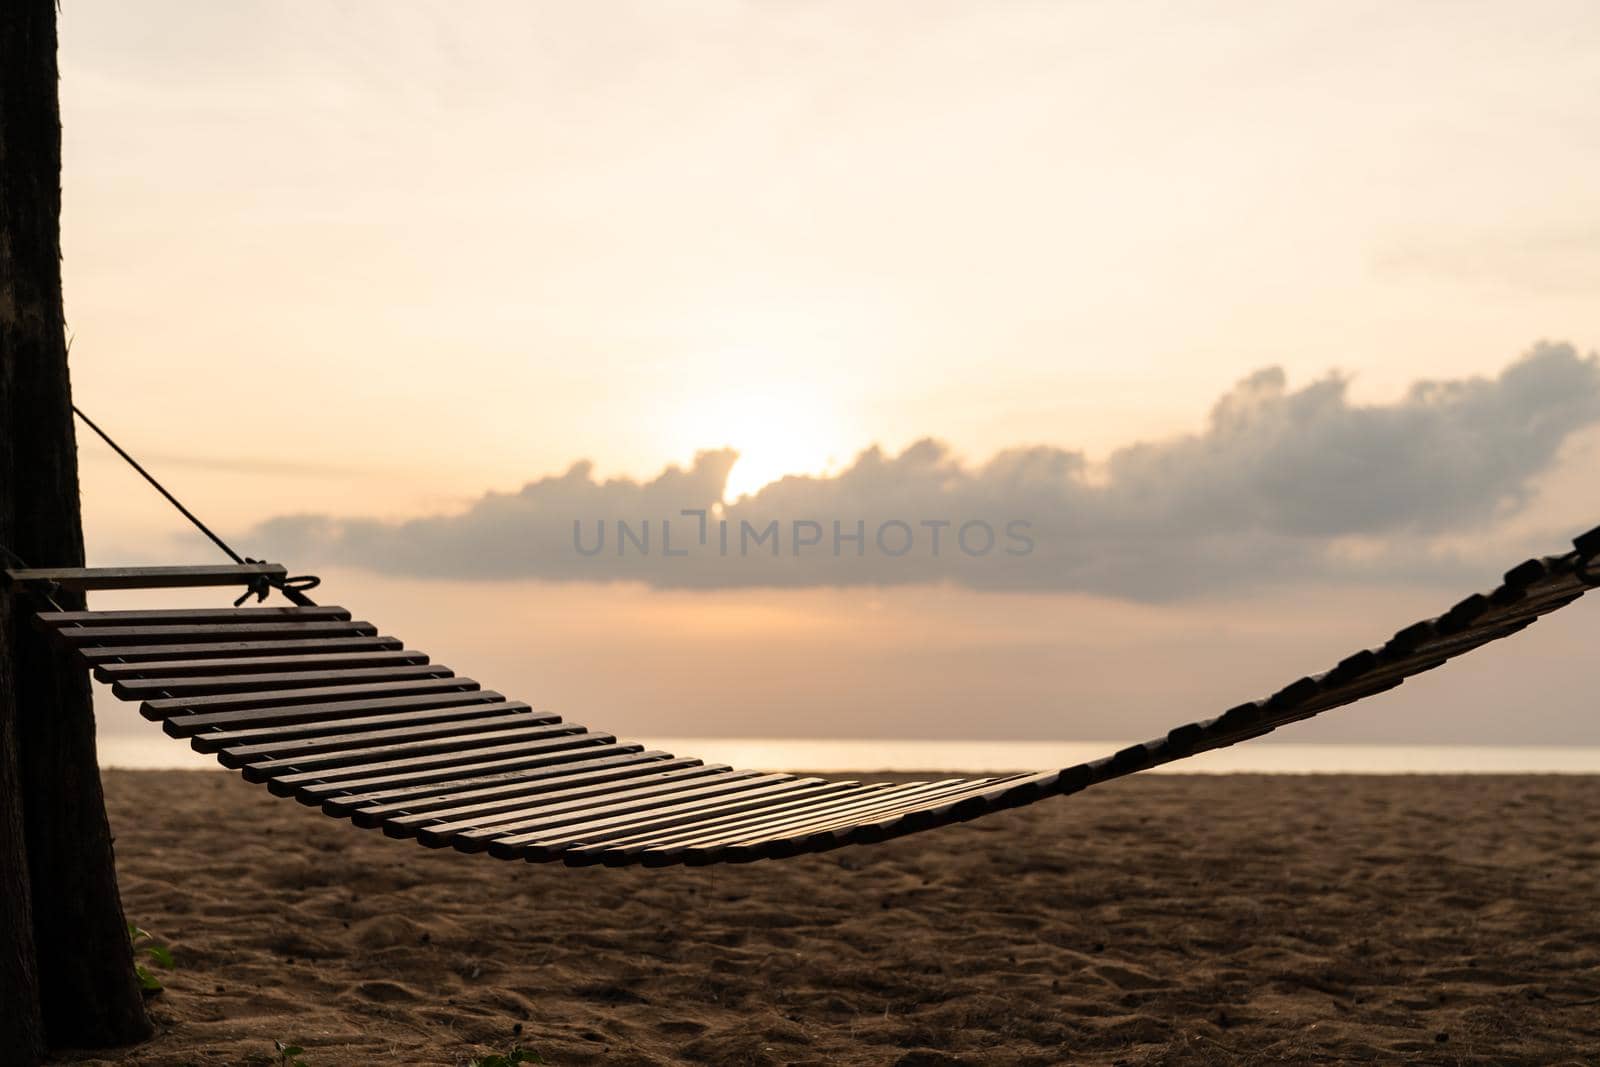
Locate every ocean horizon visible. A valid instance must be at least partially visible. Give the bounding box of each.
[97,734,1600,775]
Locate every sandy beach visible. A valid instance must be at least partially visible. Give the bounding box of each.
[51,770,1600,1065]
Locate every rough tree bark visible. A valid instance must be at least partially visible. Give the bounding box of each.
[1,0,154,1055]
[0,9,48,1064]
[0,446,44,1067]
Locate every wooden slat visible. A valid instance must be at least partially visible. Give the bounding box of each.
[376,759,714,835]
[719,778,1016,861]
[499,778,842,862]
[574,781,884,865]
[282,734,632,799]
[241,721,598,783]
[408,764,737,847]
[476,774,808,856]
[477,772,806,856]
[849,774,1047,842]
[664,775,1054,866]
[142,676,479,717]
[422,767,764,850]
[5,563,287,591]
[328,747,676,819]
[806,777,1019,841]
[215,710,545,768]
[192,702,551,751]
[79,636,405,664]
[58,621,377,646]
[623,781,929,856]
[667,779,982,862]
[798,776,1043,860]
[585,782,891,861]
[1379,626,1521,671]
[39,606,349,627]
[94,649,430,683]
[113,664,453,699]
[160,689,505,734]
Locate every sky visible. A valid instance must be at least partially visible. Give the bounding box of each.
[54,1,1600,749]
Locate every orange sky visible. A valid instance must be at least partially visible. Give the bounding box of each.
[53,2,1600,745]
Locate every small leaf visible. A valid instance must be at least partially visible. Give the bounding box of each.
[145,945,176,969]
[135,965,164,993]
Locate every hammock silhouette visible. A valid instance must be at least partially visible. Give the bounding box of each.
[7,527,1596,867]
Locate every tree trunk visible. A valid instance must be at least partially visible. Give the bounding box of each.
[0,533,44,1066]
[1,0,154,1053]
[0,10,49,1065]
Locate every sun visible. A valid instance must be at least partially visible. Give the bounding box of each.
[673,382,848,502]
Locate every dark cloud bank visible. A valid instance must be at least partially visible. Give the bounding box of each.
[254,343,1600,599]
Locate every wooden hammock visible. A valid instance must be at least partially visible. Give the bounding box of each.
[5,527,1597,867]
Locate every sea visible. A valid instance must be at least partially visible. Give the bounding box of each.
[96,735,1600,775]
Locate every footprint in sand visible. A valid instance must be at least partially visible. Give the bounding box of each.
[354,979,422,1003]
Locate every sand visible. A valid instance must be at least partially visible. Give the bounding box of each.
[49,770,1600,1065]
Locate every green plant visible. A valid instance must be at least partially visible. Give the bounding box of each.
[275,1039,309,1067]
[126,922,174,994]
[468,1046,544,1067]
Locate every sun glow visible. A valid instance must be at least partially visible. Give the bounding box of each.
[669,380,852,503]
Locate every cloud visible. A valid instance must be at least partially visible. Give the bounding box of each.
[252,343,1600,599]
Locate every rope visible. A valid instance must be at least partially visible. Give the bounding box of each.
[72,405,247,564]
[2,406,317,605]
[68,405,319,606]
[233,571,321,607]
